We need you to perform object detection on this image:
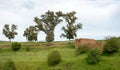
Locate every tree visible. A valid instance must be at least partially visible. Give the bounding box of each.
[34,10,63,43]
[3,24,17,42]
[60,11,82,42]
[23,26,38,42]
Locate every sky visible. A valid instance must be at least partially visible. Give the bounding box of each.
[0,0,120,42]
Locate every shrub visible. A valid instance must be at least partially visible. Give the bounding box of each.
[75,45,88,56]
[2,59,16,70]
[86,48,101,64]
[103,37,120,55]
[47,50,62,66]
[25,45,31,52]
[11,42,21,51]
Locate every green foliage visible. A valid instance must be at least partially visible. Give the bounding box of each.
[2,59,16,70]
[103,37,120,55]
[66,43,75,48]
[83,45,89,52]
[34,10,63,42]
[2,24,17,42]
[23,26,38,42]
[86,48,101,64]
[47,50,62,66]
[75,45,88,56]
[25,45,31,52]
[11,42,21,51]
[60,11,82,41]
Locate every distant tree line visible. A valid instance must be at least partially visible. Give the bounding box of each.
[2,10,82,43]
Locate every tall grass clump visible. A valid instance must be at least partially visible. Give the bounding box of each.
[2,59,16,70]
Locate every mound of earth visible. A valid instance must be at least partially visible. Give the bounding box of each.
[75,38,104,51]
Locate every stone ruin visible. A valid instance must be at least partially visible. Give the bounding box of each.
[75,38,104,51]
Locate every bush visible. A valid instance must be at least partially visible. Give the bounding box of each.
[86,48,101,64]
[2,59,16,70]
[75,45,88,56]
[25,45,31,52]
[11,42,21,51]
[103,37,120,55]
[47,50,62,66]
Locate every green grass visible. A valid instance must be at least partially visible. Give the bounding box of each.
[0,42,120,70]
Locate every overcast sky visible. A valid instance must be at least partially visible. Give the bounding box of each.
[0,0,120,42]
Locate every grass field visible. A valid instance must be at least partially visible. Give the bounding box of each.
[0,42,120,70]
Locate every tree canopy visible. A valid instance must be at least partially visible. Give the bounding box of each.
[34,10,63,42]
[3,24,17,42]
[60,11,82,41]
[23,26,38,42]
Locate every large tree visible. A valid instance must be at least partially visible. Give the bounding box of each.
[60,11,82,42]
[3,24,17,42]
[34,10,63,42]
[23,26,38,42]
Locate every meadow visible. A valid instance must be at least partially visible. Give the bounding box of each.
[0,41,120,70]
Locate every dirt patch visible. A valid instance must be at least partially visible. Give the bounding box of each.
[0,45,11,48]
[75,38,104,51]
[0,42,68,48]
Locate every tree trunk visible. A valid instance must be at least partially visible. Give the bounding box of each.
[68,39,71,44]
[46,42,53,46]
[9,39,11,43]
